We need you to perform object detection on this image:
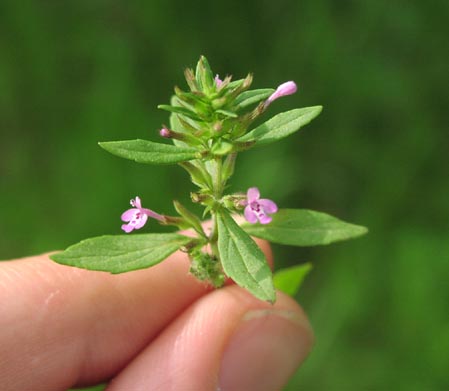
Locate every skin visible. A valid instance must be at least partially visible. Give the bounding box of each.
[0,238,313,391]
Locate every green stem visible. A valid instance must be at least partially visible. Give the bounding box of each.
[213,157,223,198]
[208,157,224,259]
[210,212,219,258]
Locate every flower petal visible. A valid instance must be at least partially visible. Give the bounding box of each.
[259,199,278,214]
[247,187,260,203]
[134,213,148,229]
[121,208,139,222]
[132,196,142,209]
[244,205,258,224]
[121,223,135,233]
[258,214,272,224]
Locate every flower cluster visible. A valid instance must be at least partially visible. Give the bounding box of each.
[122,187,278,232]
[120,75,295,232]
[116,56,299,287]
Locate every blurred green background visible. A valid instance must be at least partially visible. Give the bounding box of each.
[1,0,448,389]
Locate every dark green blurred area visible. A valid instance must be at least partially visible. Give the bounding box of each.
[1,0,448,389]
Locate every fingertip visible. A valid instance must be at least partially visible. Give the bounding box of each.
[219,289,314,390]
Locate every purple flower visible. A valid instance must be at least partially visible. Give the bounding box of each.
[242,187,278,224]
[266,81,297,106]
[121,196,164,233]
[214,74,223,88]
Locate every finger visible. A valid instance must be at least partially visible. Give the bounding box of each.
[107,286,313,391]
[0,237,272,391]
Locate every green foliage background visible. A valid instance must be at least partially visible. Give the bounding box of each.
[1,1,448,389]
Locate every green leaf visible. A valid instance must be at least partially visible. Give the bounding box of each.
[217,211,276,302]
[195,55,215,92]
[179,161,213,188]
[99,139,198,164]
[236,106,322,145]
[242,209,368,246]
[234,88,274,110]
[173,200,206,237]
[157,104,202,121]
[273,263,312,297]
[169,96,199,148]
[221,153,237,182]
[215,109,238,118]
[227,78,244,89]
[211,139,233,155]
[51,233,192,273]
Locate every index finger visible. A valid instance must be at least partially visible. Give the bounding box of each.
[0,238,272,390]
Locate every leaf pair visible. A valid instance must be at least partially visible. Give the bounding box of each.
[51,208,367,302]
[99,106,322,165]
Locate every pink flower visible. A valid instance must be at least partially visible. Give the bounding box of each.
[121,196,164,233]
[266,81,297,105]
[214,74,223,88]
[242,187,278,224]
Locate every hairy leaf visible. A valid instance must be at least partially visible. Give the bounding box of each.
[234,88,274,110]
[237,106,322,145]
[51,233,192,273]
[242,209,368,246]
[99,139,198,164]
[217,211,276,302]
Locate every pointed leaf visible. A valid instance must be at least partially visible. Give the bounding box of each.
[227,78,244,89]
[51,233,192,273]
[215,109,238,118]
[169,96,188,133]
[242,209,368,246]
[195,55,215,92]
[237,106,322,145]
[179,161,212,188]
[169,96,199,148]
[217,211,276,302]
[158,104,202,121]
[173,200,206,237]
[221,153,237,182]
[234,88,275,110]
[273,263,312,297]
[99,139,198,164]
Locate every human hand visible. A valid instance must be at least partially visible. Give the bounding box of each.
[0,240,313,391]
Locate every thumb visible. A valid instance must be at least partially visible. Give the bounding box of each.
[218,290,313,390]
[107,286,313,390]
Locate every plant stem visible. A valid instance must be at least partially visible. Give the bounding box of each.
[208,156,224,259]
[213,157,223,198]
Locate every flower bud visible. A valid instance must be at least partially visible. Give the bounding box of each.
[159,127,200,145]
[215,74,223,88]
[159,127,171,138]
[213,121,223,132]
[266,81,297,106]
[242,73,253,89]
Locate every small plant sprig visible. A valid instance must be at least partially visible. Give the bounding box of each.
[51,56,367,302]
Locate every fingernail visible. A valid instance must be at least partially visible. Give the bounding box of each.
[218,309,314,391]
